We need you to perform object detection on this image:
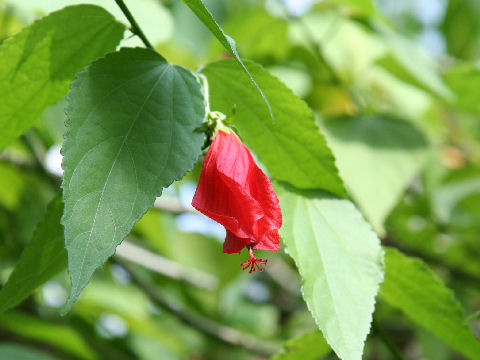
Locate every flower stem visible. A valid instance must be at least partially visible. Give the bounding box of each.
[114,0,153,49]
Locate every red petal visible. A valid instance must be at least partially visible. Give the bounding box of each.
[224,230,251,254]
[253,229,280,251]
[192,130,282,254]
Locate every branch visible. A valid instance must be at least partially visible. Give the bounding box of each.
[466,309,480,323]
[21,131,60,188]
[116,238,218,290]
[117,259,280,356]
[114,0,153,49]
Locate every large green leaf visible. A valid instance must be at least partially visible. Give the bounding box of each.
[380,247,480,360]
[182,0,272,118]
[278,185,384,360]
[0,4,125,151]
[61,47,205,312]
[322,115,428,234]
[271,331,331,360]
[202,59,346,197]
[0,194,66,314]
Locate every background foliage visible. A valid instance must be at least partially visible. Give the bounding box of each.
[0,0,479,359]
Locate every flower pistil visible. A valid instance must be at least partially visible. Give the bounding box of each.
[241,244,268,273]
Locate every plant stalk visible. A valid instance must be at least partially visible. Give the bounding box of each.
[114,0,154,49]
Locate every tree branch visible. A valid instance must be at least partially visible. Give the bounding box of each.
[117,259,280,356]
[116,238,218,290]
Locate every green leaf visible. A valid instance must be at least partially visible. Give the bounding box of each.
[271,331,331,360]
[444,63,480,113]
[182,0,273,119]
[322,115,428,234]
[0,194,66,314]
[0,343,57,360]
[0,4,125,151]
[278,185,384,360]
[202,59,346,197]
[380,247,480,360]
[61,47,205,312]
[441,0,480,60]
[214,9,288,60]
[0,311,97,360]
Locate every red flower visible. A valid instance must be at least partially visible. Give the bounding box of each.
[192,130,282,273]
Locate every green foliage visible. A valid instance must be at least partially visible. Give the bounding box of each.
[0,311,97,360]
[202,59,346,197]
[61,47,205,311]
[1,1,480,360]
[441,0,480,60]
[0,194,65,313]
[377,26,453,99]
[214,9,288,60]
[182,0,273,118]
[0,343,57,360]
[380,248,480,359]
[330,0,377,15]
[0,162,26,210]
[0,4,125,151]
[322,115,428,233]
[278,185,384,360]
[271,331,330,360]
[444,63,480,113]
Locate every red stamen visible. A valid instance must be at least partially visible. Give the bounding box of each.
[240,245,268,273]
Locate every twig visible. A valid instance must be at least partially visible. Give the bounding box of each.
[114,0,153,49]
[117,259,280,356]
[21,131,60,188]
[0,153,38,170]
[116,238,218,290]
[466,310,480,323]
[372,320,406,360]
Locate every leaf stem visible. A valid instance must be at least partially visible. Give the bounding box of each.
[114,0,153,49]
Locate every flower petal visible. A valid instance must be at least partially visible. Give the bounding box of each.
[192,130,282,254]
[224,230,251,254]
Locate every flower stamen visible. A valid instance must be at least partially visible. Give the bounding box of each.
[240,245,268,273]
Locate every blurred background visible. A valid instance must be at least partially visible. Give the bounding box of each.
[0,0,479,359]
